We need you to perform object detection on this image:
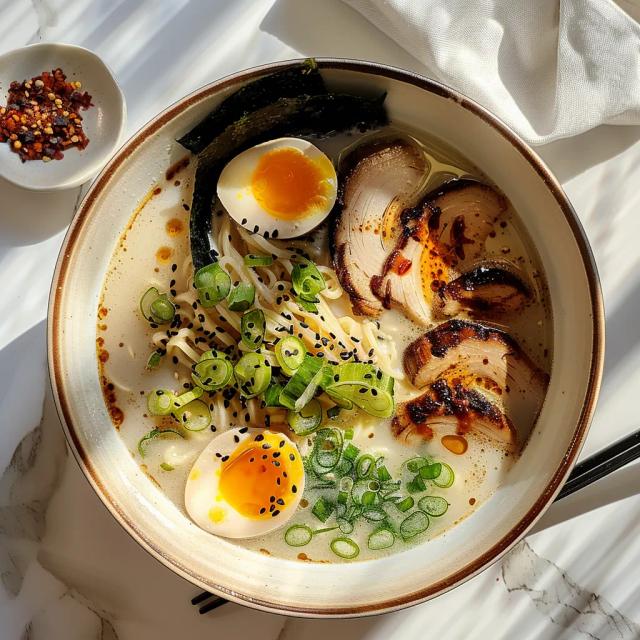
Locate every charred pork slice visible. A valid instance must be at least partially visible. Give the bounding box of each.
[434,264,531,317]
[403,319,548,439]
[393,379,515,445]
[371,180,507,325]
[330,139,427,316]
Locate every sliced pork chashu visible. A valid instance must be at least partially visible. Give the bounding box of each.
[330,138,427,316]
[393,379,515,445]
[403,319,548,441]
[434,264,531,318]
[371,180,507,325]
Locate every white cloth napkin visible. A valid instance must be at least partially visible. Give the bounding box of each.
[342,0,640,144]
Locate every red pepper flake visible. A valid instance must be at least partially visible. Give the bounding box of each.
[0,68,93,162]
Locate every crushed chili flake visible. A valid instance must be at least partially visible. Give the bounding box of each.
[0,68,93,162]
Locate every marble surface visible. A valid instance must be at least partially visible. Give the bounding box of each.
[1,1,639,638]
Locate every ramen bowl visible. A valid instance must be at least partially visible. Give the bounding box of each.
[48,59,604,617]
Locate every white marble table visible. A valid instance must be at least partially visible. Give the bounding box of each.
[1,1,639,638]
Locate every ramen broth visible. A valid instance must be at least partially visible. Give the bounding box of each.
[98,125,552,562]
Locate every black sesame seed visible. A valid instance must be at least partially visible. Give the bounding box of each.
[291,485,297,493]
[221,455,229,462]
[233,435,240,443]
[259,507,266,514]
[272,509,280,517]
[255,434,264,441]
[289,453,295,461]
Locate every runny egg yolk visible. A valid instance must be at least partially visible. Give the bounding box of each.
[251,147,332,220]
[218,432,303,520]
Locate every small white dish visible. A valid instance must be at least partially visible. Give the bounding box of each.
[0,42,126,191]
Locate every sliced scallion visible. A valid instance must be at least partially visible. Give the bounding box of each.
[241,308,265,349]
[234,352,271,398]
[244,253,274,268]
[356,454,375,479]
[279,354,326,411]
[292,259,326,301]
[284,524,313,547]
[419,462,442,480]
[418,495,449,517]
[137,427,183,457]
[147,389,176,416]
[172,386,204,408]
[311,428,343,472]
[400,511,429,540]
[146,350,164,370]
[363,507,386,522]
[323,363,394,418]
[433,462,455,488]
[263,383,284,407]
[311,496,334,523]
[406,456,430,473]
[337,518,354,534]
[330,537,360,559]
[406,475,427,494]
[376,464,392,482]
[294,294,318,314]
[396,496,415,512]
[172,398,211,431]
[227,282,255,311]
[342,443,360,462]
[368,528,395,550]
[160,462,175,471]
[140,287,175,324]
[275,335,306,376]
[194,263,231,307]
[192,351,233,391]
[287,398,322,436]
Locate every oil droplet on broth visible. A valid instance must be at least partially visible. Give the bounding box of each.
[156,246,173,263]
[441,434,468,455]
[166,218,184,236]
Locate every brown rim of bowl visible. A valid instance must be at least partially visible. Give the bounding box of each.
[47,57,605,618]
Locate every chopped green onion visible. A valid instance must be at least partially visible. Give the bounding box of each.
[376,464,392,482]
[294,294,318,314]
[418,495,449,517]
[234,352,271,398]
[396,496,415,512]
[361,490,377,506]
[287,398,322,436]
[263,383,284,407]
[433,462,455,488]
[160,462,175,471]
[194,263,231,307]
[330,537,360,559]
[368,529,395,550]
[147,389,176,416]
[326,405,341,419]
[284,524,313,547]
[362,508,387,521]
[406,456,430,473]
[292,259,326,301]
[323,363,395,418]
[406,475,427,494]
[337,518,354,534]
[244,253,274,268]
[356,454,375,478]
[400,511,429,540]
[140,287,176,324]
[337,490,349,505]
[278,354,326,411]
[344,428,354,440]
[146,350,164,370]
[172,386,204,408]
[241,308,265,349]
[227,282,255,311]
[137,427,183,457]
[275,336,306,376]
[311,428,343,472]
[172,399,211,431]
[342,443,360,462]
[419,462,442,480]
[311,496,334,523]
[192,351,233,391]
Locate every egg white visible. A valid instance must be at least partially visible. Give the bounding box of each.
[216,137,337,239]
[184,427,305,539]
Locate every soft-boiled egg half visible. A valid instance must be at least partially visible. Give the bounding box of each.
[217,137,338,239]
[185,427,305,538]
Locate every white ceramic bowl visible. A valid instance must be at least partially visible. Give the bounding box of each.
[48,59,604,617]
[0,43,126,191]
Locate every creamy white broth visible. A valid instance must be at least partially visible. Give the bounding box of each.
[98,124,551,562]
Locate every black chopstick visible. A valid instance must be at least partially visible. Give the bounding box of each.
[555,429,640,501]
[190,429,640,613]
